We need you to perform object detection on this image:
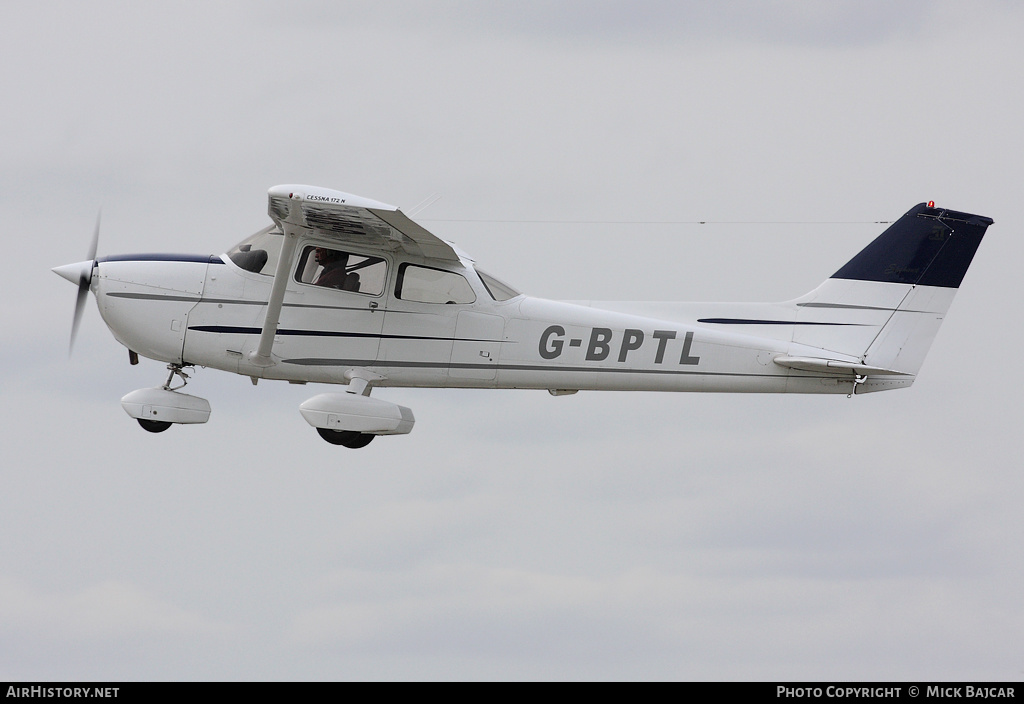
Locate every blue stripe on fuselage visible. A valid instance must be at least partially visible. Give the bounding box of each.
[97,254,224,264]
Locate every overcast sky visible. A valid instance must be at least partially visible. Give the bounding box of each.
[2,1,1022,681]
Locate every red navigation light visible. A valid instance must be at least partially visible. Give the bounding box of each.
[927,200,935,208]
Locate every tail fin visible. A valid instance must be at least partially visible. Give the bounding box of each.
[788,203,992,392]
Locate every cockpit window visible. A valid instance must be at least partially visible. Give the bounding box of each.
[476,268,521,301]
[294,245,387,296]
[226,225,283,275]
[396,264,476,304]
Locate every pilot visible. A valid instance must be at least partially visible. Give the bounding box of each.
[313,247,350,288]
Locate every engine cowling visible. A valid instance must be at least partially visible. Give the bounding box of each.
[299,393,414,436]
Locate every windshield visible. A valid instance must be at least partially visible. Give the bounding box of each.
[476,268,521,301]
[226,225,284,275]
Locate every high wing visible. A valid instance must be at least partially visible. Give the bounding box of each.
[267,184,460,262]
[250,185,461,368]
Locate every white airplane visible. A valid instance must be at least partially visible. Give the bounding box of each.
[53,185,992,448]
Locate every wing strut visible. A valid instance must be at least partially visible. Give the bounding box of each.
[248,194,303,367]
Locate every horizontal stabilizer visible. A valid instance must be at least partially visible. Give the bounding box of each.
[773,356,912,376]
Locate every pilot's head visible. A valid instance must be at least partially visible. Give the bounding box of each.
[315,247,346,267]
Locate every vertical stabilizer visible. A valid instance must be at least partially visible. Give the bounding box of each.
[790,203,992,390]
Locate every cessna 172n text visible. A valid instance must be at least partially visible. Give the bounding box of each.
[53,185,992,448]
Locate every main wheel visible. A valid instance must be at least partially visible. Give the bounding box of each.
[138,418,172,433]
[316,428,375,448]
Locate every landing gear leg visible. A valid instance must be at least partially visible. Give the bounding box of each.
[163,363,191,391]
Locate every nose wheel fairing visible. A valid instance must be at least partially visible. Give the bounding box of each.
[121,386,212,427]
[121,364,211,429]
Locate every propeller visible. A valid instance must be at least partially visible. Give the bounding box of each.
[52,211,101,355]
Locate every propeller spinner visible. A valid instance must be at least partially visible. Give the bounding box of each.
[52,212,101,354]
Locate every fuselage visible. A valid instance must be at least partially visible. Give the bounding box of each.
[89,246,859,397]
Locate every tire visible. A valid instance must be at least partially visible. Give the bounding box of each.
[316,428,375,448]
[138,418,172,433]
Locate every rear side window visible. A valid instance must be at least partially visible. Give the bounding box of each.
[396,264,476,304]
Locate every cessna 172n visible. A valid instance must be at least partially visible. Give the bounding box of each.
[53,185,991,448]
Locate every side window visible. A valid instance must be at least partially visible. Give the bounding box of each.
[396,264,476,304]
[294,245,387,295]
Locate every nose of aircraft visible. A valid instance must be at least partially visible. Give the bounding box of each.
[53,259,99,354]
[52,260,94,285]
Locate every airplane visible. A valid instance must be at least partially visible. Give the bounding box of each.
[53,185,992,448]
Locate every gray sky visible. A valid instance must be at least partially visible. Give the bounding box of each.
[2,0,1022,680]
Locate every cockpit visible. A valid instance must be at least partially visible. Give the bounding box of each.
[225,227,522,302]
